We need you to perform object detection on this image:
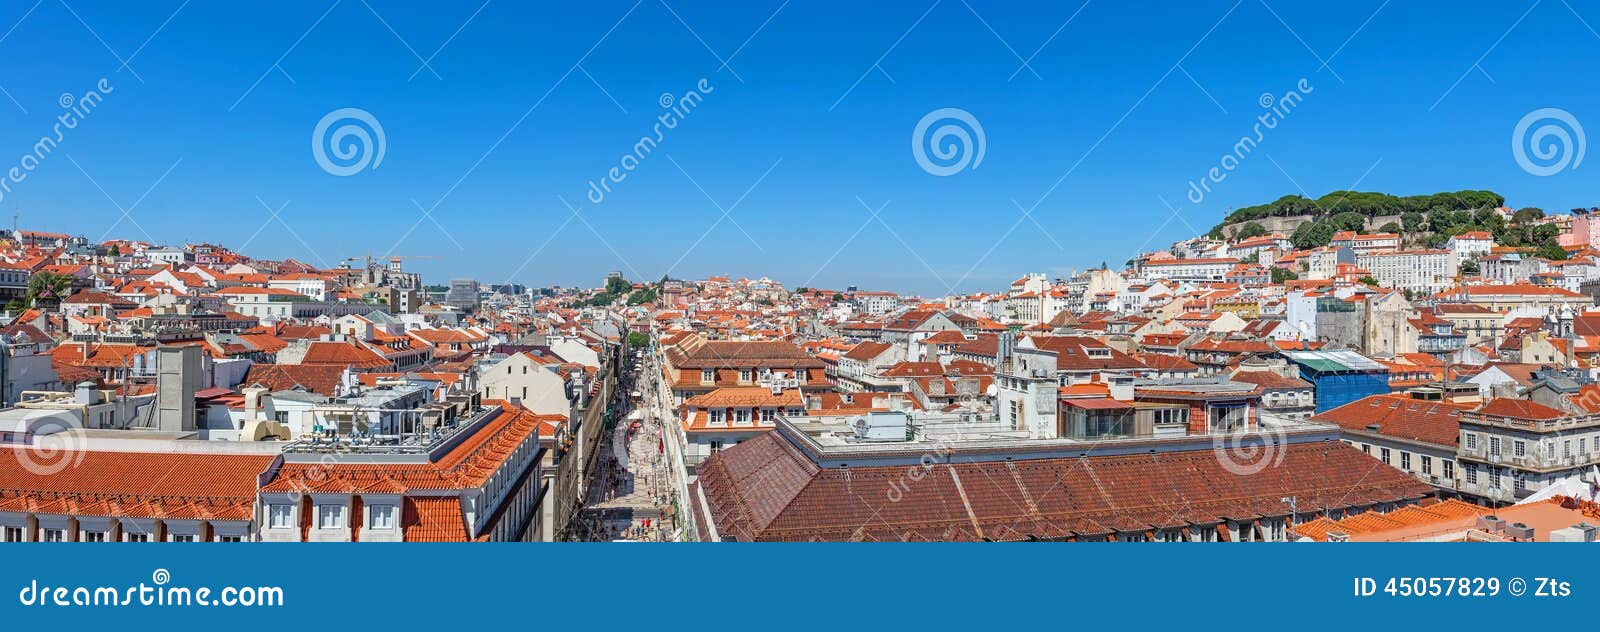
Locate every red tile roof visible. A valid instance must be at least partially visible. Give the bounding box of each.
[697,433,1432,542]
[0,449,273,522]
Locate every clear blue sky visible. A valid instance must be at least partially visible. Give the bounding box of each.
[2,0,1596,294]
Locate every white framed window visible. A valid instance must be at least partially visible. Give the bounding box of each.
[734,409,751,423]
[126,533,149,543]
[1514,440,1525,457]
[370,505,396,529]
[317,504,345,529]
[760,408,775,422]
[709,440,723,454]
[709,409,724,424]
[3,526,22,542]
[739,369,752,382]
[1443,460,1455,481]
[267,504,294,529]
[1489,437,1501,456]
[701,369,715,384]
[170,534,196,543]
[39,528,65,542]
[1400,452,1411,470]
[217,535,243,543]
[1464,433,1477,450]
[81,531,106,542]
[1465,466,1477,485]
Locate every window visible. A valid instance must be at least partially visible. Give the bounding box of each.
[171,534,196,543]
[1514,440,1526,457]
[709,440,723,454]
[1464,433,1477,450]
[317,504,345,529]
[1564,440,1572,458]
[734,409,751,423]
[739,369,752,383]
[1361,444,1371,454]
[1465,466,1478,485]
[39,529,65,542]
[709,409,724,424]
[268,504,293,529]
[2,526,22,542]
[1489,467,1502,489]
[1400,452,1411,470]
[217,535,243,543]
[370,505,396,529]
[1421,455,1433,475]
[81,531,106,542]
[1489,437,1501,457]
[1380,448,1391,464]
[126,533,149,543]
[1443,460,1455,480]
[701,369,715,384]
[760,408,775,422]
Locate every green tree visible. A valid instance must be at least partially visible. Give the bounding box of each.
[1328,211,1366,232]
[1291,221,1336,249]
[1270,267,1297,283]
[107,244,120,257]
[1236,222,1268,240]
[604,275,631,295]
[1357,275,1381,287]
[1512,207,1544,224]
[25,272,73,307]
[1536,243,1569,261]
[1460,258,1480,275]
[1400,212,1424,232]
[627,331,649,348]
[1379,221,1401,234]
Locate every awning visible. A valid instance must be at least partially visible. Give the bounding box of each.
[1061,397,1134,410]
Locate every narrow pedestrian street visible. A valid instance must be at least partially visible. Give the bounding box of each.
[570,348,681,541]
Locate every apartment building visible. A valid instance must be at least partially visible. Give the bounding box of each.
[1456,394,1600,505]
[1356,249,1457,295]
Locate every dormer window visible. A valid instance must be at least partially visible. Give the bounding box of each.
[739,369,753,383]
[709,409,724,424]
[702,368,715,384]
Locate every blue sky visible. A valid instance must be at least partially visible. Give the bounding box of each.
[2,0,1596,295]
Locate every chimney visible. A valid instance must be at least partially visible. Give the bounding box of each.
[243,386,267,420]
[73,381,100,405]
